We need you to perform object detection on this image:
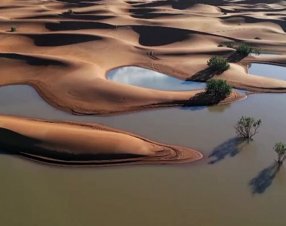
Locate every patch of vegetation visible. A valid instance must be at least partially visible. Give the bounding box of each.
[206,79,232,98]
[274,142,286,166]
[63,9,74,15]
[220,42,234,48]
[235,43,260,56]
[235,116,262,141]
[207,56,230,72]
[9,26,16,32]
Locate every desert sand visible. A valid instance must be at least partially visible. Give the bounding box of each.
[0,115,203,165]
[0,0,285,165]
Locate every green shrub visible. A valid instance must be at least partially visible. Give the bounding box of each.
[207,56,230,71]
[9,26,16,32]
[274,142,286,165]
[235,116,262,141]
[206,79,232,98]
[63,9,74,15]
[235,43,260,56]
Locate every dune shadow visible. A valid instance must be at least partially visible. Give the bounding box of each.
[171,0,228,10]
[28,33,103,47]
[249,162,281,194]
[45,21,115,31]
[0,53,67,66]
[132,25,190,46]
[61,14,115,20]
[208,137,246,164]
[0,128,144,165]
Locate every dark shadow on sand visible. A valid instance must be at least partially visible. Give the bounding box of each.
[0,53,67,66]
[0,128,144,165]
[189,52,248,81]
[28,33,103,47]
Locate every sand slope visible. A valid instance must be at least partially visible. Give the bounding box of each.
[0,115,202,165]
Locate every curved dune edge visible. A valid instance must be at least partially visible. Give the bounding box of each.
[0,51,246,115]
[0,115,203,166]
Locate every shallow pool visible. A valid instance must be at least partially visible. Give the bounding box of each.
[108,66,206,90]
[249,63,286,81]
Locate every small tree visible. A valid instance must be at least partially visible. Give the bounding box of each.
[67,9,74,14]
[9,26,16,32]
[274,142,286,165]
[235,43,260,56]
[207,56,230,72]
[235,116,262,141]
[63,9,74,15]
[206,79,232,98]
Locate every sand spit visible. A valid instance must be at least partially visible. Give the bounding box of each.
[0,115,202,166]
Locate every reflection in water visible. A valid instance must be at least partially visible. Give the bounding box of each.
[249,63,286,81]
[108,66,206,90]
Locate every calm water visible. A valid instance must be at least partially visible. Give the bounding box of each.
[108,66,206,90]
[1,63,286,226]
[249,63,286,81]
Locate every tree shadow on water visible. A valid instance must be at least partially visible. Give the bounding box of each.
[208,137,246,164]
[249,162,281,194]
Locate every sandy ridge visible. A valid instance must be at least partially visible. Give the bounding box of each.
[0,115,203,166]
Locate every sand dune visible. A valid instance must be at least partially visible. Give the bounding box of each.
[0,115,202,165]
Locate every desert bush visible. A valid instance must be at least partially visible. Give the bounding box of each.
[235,116,262,141]
[9,26,16,32]
[274,142,286,165]
[235,43,260,56]
[207,56,230,71]
[206,79,232,98]
[63,9,74,15]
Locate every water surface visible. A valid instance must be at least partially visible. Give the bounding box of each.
[0,84,286,226]
[108,66,206,90]
[249,63,286,81]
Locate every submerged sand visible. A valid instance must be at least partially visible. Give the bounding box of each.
[0,0,285,165]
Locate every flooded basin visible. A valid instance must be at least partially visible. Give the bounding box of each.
[0,85,286,226]
[249,63,286,81]
[108,66,206,90]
